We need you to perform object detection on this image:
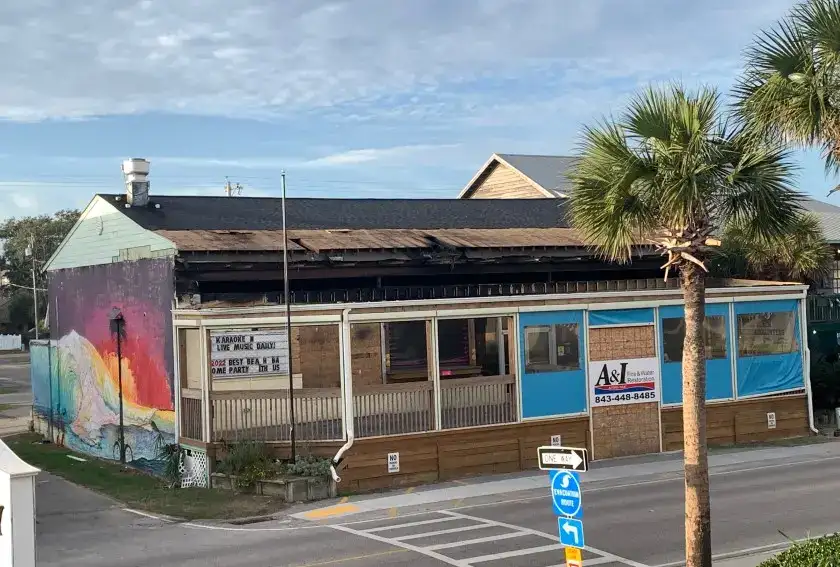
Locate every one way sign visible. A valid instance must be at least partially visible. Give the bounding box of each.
[537,446,589,472]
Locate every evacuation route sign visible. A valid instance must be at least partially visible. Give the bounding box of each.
[550,470,582,519]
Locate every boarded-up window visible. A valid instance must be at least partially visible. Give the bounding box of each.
[524,324,579,373]
[737,311,798,357]
[662,316,727,362]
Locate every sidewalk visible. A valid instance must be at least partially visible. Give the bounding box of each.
[714,551,775,566]
[294,439,840,520]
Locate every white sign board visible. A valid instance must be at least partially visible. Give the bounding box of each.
[210,329,288,379]
[767,412,777,429]
[589,357,659,407]
[551,435,562,447]
[387,452,400,473]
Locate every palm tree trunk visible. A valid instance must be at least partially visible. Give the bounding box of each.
[681,263,712,567]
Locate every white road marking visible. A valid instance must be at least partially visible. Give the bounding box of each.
[440,511,651,567]
[394,523,495,541]
[365,516,460,533]
[424,531,528,551]
[183,522,325,532]
[331,524,472,567]
[466,543,565,563]
[123,508,167,522]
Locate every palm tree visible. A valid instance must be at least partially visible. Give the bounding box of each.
[568,84,801,567]
[735,0,840,179]
[712,212,832,285]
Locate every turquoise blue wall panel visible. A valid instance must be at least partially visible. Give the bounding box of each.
[519,310,587,417]
[588,308,654,327]
[734,300,804,397]
[658,303,733,405]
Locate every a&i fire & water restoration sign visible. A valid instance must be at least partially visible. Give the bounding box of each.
[211,329,289,378]
[588,357,659,406]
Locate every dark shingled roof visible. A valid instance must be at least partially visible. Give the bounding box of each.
[99,194,570,231]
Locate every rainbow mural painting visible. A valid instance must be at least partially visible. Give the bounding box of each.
[33,258,175,472]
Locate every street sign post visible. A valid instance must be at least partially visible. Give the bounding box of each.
[540,445,588,561]
[550,470,582,519]
[558,517,585,549]
[537,446,588,472]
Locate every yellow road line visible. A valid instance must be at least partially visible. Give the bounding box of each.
[388,507,398,518]
[405,486,415,494]
[339,496,349,504]
[302,504,360,520]
[292,549,408,567]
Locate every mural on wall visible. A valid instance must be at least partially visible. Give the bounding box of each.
[32,258,175,472]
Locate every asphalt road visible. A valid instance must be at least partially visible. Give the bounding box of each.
[34,441,840,567]
[0,351,32,418]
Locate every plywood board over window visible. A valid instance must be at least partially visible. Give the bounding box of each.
[589,325,660,460]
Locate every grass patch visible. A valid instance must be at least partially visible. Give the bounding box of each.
[0,386,18,395]
[0,403,17,412]
[5,434,288,520]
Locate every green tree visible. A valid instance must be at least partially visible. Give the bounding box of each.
[735,0,840,176]
[568,85,801,567]
[0,209,80,334]
[711,212,832,284]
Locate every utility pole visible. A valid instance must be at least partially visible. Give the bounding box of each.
[281,170,296,461]
[25,236,38,340]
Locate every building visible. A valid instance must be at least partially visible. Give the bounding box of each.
[30,159,814,491]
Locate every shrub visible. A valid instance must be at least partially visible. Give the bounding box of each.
[281,454,333,478]
[758,534,840,567]
[217,441,273,489]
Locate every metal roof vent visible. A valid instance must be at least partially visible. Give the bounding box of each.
[122,158,150,207]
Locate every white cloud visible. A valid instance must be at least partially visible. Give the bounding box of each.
[302,144,459,167]
[0,0,796,122]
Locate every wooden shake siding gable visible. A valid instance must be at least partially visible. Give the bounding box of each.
[468,162,546,199]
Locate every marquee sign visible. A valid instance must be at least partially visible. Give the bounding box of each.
[210,329,289,378]
[588,357,659,407]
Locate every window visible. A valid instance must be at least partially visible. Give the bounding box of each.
[661,316,727,362]
[437,319,470,366]
[737,311,798,357]
[524,323,579,373]
[386,321,427,370]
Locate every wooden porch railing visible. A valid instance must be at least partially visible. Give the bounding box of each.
[181,377,519,442]
[210,388,343,442]
[440,375,517,429]
[353,382,434,438]
[180,388,203,441]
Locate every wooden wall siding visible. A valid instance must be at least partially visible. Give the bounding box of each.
[48,196,176,271]
[661,395,810,451]
[468,163,546,199]
[332,417,589,494]
[298,325,341,388]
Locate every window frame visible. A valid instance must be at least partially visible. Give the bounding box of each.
[736,310,799,358]
[661,315,728,363]
[523,323,580,374]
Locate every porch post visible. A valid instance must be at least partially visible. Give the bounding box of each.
[200,326,212,443]
[430,318,442,430]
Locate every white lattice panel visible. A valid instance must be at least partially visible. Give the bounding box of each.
[180,447,209,488]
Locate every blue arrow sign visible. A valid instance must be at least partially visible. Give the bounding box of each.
[558,517,585,549]
[550,470,582,519]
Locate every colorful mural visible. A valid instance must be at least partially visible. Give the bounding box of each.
[32,258,175,472]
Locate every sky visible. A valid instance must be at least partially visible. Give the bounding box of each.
[0,0,835,220]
